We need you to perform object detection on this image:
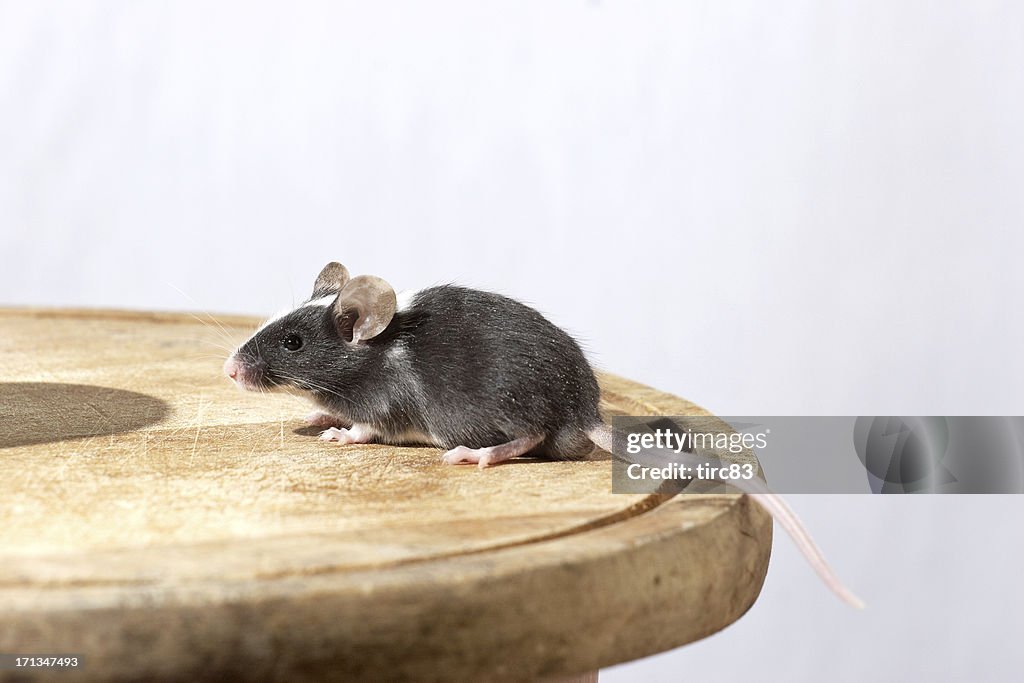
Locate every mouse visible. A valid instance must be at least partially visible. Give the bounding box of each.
[224,261,864,608]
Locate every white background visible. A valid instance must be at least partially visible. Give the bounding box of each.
[2,2,1022,680]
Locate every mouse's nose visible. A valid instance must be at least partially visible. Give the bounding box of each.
[224,356,240,380]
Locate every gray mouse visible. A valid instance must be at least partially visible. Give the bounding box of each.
[225,261,863,608]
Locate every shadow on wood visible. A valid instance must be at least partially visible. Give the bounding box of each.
[0,382,170,449]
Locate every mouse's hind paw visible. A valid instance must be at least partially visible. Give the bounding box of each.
[440,435,544,469]
[442,446,490,468]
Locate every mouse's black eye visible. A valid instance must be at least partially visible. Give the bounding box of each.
[282,334,303,352]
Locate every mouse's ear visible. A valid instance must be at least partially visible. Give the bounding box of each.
[334,275,397,343]
[312,262,351,298]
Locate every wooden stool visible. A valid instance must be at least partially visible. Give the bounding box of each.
[0,309,772,682]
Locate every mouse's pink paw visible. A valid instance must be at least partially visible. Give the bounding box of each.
[319,424,374,445]
[442,445,489,467]
[441,435,545,469]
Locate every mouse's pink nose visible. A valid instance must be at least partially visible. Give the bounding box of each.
[224,356,241,380]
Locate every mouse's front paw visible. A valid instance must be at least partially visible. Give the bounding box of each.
[319,424,374,445]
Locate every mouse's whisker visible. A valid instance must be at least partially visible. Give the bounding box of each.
[273,372,357,411]
[165,336,237,354]
[166,282,239,346]
[177,308,237,346]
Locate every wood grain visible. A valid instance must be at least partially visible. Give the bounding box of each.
[0,308,772,682]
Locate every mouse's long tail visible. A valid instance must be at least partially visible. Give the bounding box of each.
[587,423,865,609]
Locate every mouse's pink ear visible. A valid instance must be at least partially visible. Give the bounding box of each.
[312,262,351,298]
[333,275,397,343]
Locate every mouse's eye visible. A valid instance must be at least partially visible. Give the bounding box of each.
[282,334,303,352]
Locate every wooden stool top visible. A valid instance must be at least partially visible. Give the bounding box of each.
[0,309,771,682]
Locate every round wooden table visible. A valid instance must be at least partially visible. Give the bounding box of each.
[0,309,772,682]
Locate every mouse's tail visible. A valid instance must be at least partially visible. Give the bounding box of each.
[587,423,865,610]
